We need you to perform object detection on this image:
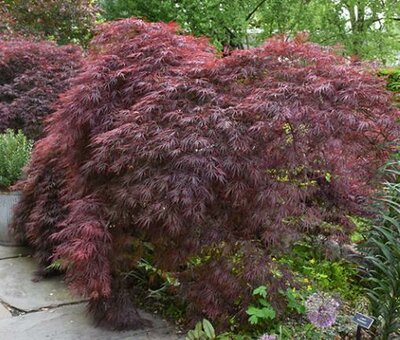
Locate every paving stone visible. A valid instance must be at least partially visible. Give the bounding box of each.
[0,303,11,320]
[0,245,30,260]
[0,303,182,340]
[0,257,83,311]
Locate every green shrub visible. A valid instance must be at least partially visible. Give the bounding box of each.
[378,69,400,93]
[0,129,32,190]
[378,68,400,107]
[246,286,276,328]
[277,240,363,302]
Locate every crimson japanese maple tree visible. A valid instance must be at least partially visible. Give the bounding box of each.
[0,38,82,140]
[11,19,399,329]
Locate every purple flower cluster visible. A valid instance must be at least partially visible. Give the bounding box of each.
[258,335,277,340]
[305,292,340,328]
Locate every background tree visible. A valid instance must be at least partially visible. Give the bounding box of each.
[97,0,400,61]
[1,0,96,45]
[256,0,400,62]
[98,0,260,49]
[0,3,15,35]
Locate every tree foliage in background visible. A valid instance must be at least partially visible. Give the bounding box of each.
[256,0,400,62]
[98,0,400,61]
[10,19,399,330]
[0,3,15,35]
[98,0,255,49]
[0,38,82,139]
[0,0,96,45]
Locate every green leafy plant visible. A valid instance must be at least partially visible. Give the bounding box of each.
[379,69,400,93]
[278,241,362,302]
[361,158,400,339]
[378,68,400,107]
[276,318,354,340]
[246,286,276,326]
[186,319,216,340]
[0,129,32,190]
[282,287,306,314]
[119,247,184,322]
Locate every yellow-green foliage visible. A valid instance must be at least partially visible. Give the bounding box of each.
[378,68,400,107]
[379,68,400,93]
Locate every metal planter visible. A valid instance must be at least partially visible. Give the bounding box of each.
[0,191,21,246]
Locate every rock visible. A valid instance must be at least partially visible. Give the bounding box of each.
[0,304,181,340]
[0,246,30,260]
[0,303,11,320]
[341,244,366,266]
[0,257,83,311]
[316,237,366,266]
[322,239,342,260]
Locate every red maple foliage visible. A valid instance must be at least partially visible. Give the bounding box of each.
[11,19,399,329]
[0,38,82,139]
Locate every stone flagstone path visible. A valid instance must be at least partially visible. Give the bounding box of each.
[0,245,183,340]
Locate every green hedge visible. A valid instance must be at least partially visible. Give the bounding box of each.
[0,130,32,190]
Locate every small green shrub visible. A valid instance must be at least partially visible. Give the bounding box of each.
[246,286,276,327]
[378,68,400,107]
[0,129,32,190]
[277,240,362,302]
[379,69,400,93]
